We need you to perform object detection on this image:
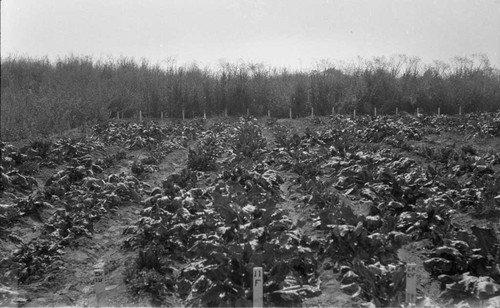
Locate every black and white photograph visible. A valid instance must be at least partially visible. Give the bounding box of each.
[1,1,500,307]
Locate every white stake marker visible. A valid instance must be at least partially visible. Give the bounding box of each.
[139,110,142,122]
[94,265,106,307]
[289,107,292,119]
[405,263,417,305]
[204,110,207,119]
[253,267,263,308]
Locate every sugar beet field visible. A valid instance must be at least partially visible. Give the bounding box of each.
[1,113,500,307]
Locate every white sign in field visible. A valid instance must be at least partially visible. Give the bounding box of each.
[94,266,106,307]
[405,263,417,305]
[253,267,263,308]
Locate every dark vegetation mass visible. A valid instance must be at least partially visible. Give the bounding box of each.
[1,54,499,140]
[1,112,500,307]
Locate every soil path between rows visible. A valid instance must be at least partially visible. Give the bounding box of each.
[277,171,356,308]
[262,122,357,307]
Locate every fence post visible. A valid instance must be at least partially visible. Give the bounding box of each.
[374,107,377,117]
[396,107,399,115]
[268,110,270,118]
[438,107,440,116]
[353,109,356,119]
[247,108,249,117]
[332,106,335,115]
[459,106,462,116]
[311,107,314,117]
[204,110,207,120]
[225,107,228,117]
[139,110,142,122]
[289,108,292,120]
[182,108,185,120]
[161,112,164,122]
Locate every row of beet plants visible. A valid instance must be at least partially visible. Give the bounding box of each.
[124,118,324,306]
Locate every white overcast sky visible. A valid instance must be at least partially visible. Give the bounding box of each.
[1,0,499,70]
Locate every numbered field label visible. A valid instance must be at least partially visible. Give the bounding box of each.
[253,267,263,308]
[405,263,417,304]
[94,268,106,307]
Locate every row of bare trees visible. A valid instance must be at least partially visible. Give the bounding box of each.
[1,54,499,139]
